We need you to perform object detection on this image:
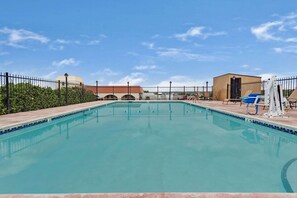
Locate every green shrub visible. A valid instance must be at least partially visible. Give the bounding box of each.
[0,83,96,115]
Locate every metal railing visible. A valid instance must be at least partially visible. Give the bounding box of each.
[141,85,213,100]
[0,72,97,115]
[227,76,297,99]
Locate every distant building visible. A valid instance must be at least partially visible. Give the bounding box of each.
[213,73,262,101]
[55,75,84,87]
[85,85,144,100]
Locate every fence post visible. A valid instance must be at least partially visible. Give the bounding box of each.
[58,80,61,106]
[5,72,11,113]
[202,86,205,100]
[226,84,229,99]
[80,82,83,102]
[64,73,68,105]
[96,80,99,100]
[169,81,172,100]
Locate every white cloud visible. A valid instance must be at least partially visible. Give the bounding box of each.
[49,45,64,51]
[156,75,207,87]
[240,64,250,68]
[87,40,101,45]
[253,67,262,71]
[109,72,145,85]
[141,42,155,49]
[251,12,297,43]
[151,34,160,39]
[0,27,49,48]
[258,73,278,81]
[286,37,297,42]
[175,27,204,41]
[282,12,297,20]
[54,39,80,45]
[134,65,157,70]
[156,47,217,61]
[91,68,119,76]
[49,39,80,51]
[50,35,105,50]
[273,46,297,54]
[52,58,79,67]
[174,26,226,41]
[42,71,57,79]
[251,21,283,41]
[273,48,283,53]
[258,72,296,80]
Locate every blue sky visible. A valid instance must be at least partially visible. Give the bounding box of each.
[0,0,297,86]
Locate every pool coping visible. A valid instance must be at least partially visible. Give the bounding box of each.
[0,101,115,135]
[0,100,182,134]
[0,193,296,198]
[184,101,297,136]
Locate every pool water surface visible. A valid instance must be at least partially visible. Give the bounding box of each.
[0,102,296,193]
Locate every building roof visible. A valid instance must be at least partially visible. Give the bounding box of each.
[213,73,261,79]
[85,85,144,94]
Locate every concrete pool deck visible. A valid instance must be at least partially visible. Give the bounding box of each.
[0,101,113,130]
[186,100,297,129]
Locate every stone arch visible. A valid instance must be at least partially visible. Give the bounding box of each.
[121,94,135,100]
[103,94,118,100]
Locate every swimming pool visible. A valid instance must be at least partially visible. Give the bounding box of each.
[0,102,296,193]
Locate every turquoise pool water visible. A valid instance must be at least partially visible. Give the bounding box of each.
[0,102,296,193]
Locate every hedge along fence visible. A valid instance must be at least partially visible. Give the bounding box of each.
[0,72,97,115]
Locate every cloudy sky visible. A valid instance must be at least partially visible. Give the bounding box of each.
[0,0,297,86]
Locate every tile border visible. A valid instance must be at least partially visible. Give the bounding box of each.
[185,102,297,136]
[0,193,296,198]
[0,102,114,135]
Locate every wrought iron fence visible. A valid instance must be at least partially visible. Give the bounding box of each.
[141,85,213,100]
[231,76,297,99]
[0,72,97,115]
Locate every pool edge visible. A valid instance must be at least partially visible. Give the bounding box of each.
[0,101,115,134]
[0,192,296,198]
[184,101,297,136]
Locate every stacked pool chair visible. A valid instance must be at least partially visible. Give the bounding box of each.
[242,94,262,115]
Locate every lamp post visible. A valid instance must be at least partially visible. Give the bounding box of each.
[169,81,172,100]
[96,80,99,100]
[232,76,236,99]
[206,81,208,99]
[127,81,130,95]
[64,73,69,105]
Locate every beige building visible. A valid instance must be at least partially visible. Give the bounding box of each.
[84,86,144,100]
[55,75,84,87]
[213,73,262,101]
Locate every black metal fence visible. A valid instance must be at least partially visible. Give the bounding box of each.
[141,85,213,100]
[0,72,97,115]
[234,76,297,99]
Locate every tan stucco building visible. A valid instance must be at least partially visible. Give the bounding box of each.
[85,85,144,100]
[55,75,84,87]
[213,73,262,101]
